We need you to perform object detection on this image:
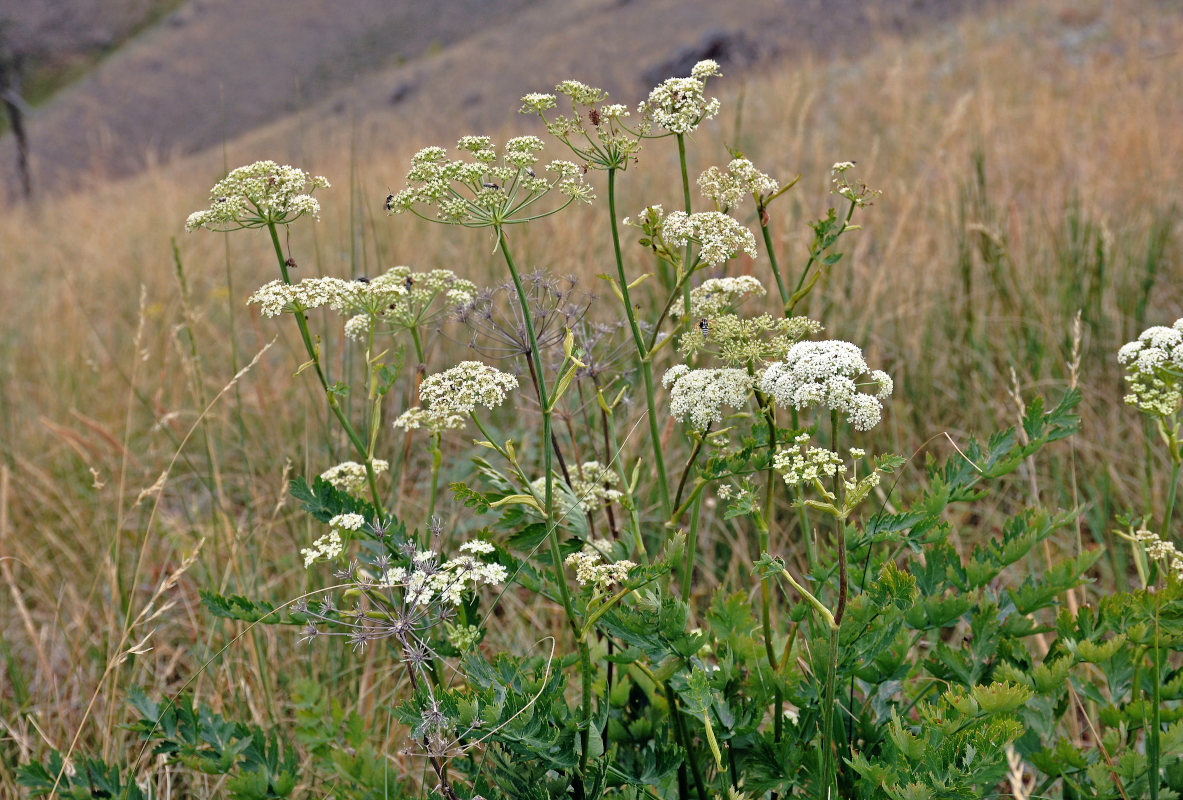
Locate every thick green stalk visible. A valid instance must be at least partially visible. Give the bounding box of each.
[1160,451,1180,541]
[681,495,702,599]
[265,222,384,515]
[1151,607,1163,800]
[607,168,672,520]
[759,208,791,309]
[676,133,693,318]
[819,625,840,799]
[497,230,592,780]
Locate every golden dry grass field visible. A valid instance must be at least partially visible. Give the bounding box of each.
[0,0,1182,795]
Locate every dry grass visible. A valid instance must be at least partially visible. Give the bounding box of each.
[1,0,1181,793]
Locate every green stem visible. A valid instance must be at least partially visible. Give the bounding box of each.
[497,228,591,781]
[607,167,672,520]
[665,682,709,800]
[792,407,816,570]
[676,133,693,318]
[820,625,840,800]
[1150,604,1163,800]
[759,207,790,308]
[427,436,442,521]
[788,200,857,316]
[681,494,702,599]
[1160,450,1180,541]
[265,222,383,515]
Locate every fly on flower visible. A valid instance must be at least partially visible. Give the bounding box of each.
[698,317,711,337]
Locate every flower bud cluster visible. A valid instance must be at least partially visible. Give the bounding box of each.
[678,313,822,366]
[760,340,893,430]
[1117,319,1183,417]
[773,434,845,486]
[831,161,880,206]
[320,460,389,494]
[639,60,722,134]
[186,160,329,232]
[662,365,754,430]
[388,136,592,227]
[698,158,779,208]
[394,361,518,434]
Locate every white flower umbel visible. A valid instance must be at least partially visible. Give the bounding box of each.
[672,275,767,319]
[382,541,507,606]
[661,210,758,266]
[388,136,592,226]
[343,266,477,339]
[760,340,893,431]
[530,461,623,514]
[663,366,753,430]
[300,530,343,568]
[1130,527,1183,582]
[186,161,330,232]
[1118,319,1183,417]
[247,276,361,317]
[698,158,779,208]
[320,460,389,494]
[831,161,881,207]
[773,434,845,486]
[564,550,636,592]
[393,361,518,434]
[639,59,722,134]
[521,80,645,170]
[678,313,822,366]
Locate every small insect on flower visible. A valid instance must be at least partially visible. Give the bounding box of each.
[384,192,396,211]
[354,276,370,284]
[482,182,501,191]
[525,166,536,178]
[285,257,297,269]
[698,317,711,337]
[404,275,415,291]
[588,107,602,126]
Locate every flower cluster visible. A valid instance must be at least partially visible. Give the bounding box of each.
[760,340,893,430]
[639,60,722,134]
[186,161,329,232]
[1117,319,1183,417]
[662,210,758,266]
[672,275,767,319]
[831,161,880,207]
[678,313,822,366]
[773,434,845,486]
[381,542,508,607]
[247,276,369,318]
[698,158,779,208]
[387,136,592,226]
[1132,528,1183,581]
[301,531,343,568]
[663,366,753,430]
[343,267,477,340]
[394,361,517,434]
[564,549,636,591]
[320,460,389,494]
[531,461,623,514]
[520,80,644,169]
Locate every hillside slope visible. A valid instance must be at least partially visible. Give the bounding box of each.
[0,0,992,198]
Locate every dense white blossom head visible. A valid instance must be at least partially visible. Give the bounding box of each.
[760,340,893,430]
[661,210,758,266]
[678,313,822,366]
[394,361,517,434]
[672,275,767,319]
[1118,319,1183,416]
[319,460,389,494]
[186,161,329,232]
[639,60,722,134]
[565,549,636,591]
[663,366,753,429]
[343,267,477,339]
[698,158,779,208]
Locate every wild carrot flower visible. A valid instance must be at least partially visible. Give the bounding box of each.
[831,161,881,206]
[301,530,344,567]
[388,136,592,226]
[186,160,329,231]
[394,361,518,434]
[1118,319,1183,417]
[662,366,753,430]
[320,460,389,493]
[530,461,623,514]
[1130,527,1183,581]
[247,276,361,317]
[698,158,779,208]
[343,267,477,340]
[760,340,893,430]
[672,275,767,319]
[521,80,645,169]
[662,210,758,265]
[773,433,846,486]
[564,549,636,591]
[639,59,722,134]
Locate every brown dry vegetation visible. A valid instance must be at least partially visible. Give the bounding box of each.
[0,0,1181,794]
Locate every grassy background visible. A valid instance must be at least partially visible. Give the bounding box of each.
[1,0,1181,793]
